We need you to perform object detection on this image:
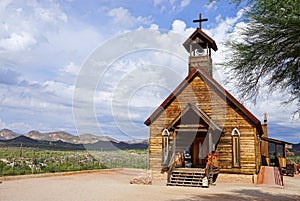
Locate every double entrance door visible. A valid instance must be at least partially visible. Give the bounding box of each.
[176,131,207,168]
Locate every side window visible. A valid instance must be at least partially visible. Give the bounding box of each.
[232,128,240,167]
[162,129,170,164]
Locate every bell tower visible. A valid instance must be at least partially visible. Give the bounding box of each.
[183,13,218,76]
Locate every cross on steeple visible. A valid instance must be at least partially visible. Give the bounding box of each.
[193,13,208,29]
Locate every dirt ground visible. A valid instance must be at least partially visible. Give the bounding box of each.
[1,169,300,201]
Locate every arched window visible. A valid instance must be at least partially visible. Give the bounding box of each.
[162,129,170,164]
[232,128,240,167]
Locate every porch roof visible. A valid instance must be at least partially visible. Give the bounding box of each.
[166,103,222,133]
[261,137,292,145]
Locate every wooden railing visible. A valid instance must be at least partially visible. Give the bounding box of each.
[166,153,176,183]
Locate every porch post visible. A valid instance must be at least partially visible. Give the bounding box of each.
[208,132,213,154]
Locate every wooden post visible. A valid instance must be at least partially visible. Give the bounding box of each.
[209,132,213,154]
[275,144,278,156]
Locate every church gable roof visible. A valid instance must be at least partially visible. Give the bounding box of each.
[183,28,218,52]
[144,67,263,135]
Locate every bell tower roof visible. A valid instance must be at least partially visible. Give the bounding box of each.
[183,13,218,52]
[183,13,218,76]
[183,28,218,52]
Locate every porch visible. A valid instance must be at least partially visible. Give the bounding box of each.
[161,104,222,187]
[260,137,293,176]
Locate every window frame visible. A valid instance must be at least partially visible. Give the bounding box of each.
[231,128,241,168]
[162,129,170,164]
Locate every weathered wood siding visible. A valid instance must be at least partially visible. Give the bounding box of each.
[148,74,260,176]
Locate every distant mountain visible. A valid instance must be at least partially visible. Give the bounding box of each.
[25,130,81,144]
[79,134,119,144]
[126,139,148,145]
[0,135,85,151]
[0,129,148,151]
[0,129,21,140]
[24,130,121,144]
[84,140,148,151]
[0,135,147,151]
[7,135,39,144]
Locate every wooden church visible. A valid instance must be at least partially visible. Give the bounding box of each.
[144,14,291,187]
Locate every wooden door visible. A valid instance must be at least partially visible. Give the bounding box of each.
[191,137,206,168]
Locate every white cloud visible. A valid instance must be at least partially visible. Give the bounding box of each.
[0,0,103,84]
[172,20,186,33]
[0,1,67,64]
[0,0,12,12]
[197,10,246,86]
[0,68,21,85]
[204,1,217,10]
[180,0,191,8]
[0,75,72,112]
[149,24,159,30]
[73,28,190,138]
[0,31,37,51]
[107,7,152,28]
[171,20,194,36]
[0,119,7,129]
[0,71,76,133]
[60,62,80,76]
[226,21,248,44]
[42,80,73,99]
[0,119,34,134]
[34,6,68,24]
[153,0,190,12]
[153,0,164,6]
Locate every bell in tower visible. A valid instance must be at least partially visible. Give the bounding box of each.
[183,13,218,76]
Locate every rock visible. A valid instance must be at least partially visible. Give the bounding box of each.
[129,174,152,185]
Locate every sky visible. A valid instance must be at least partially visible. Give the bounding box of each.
[0,0,299,143]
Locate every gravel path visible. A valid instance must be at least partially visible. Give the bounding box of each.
[1,169,300,201]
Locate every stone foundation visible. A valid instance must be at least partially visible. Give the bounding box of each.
[216,173,257,184]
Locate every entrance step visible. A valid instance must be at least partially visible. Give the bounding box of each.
[167,168,208,187]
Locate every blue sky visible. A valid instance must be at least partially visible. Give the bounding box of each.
[0,0,299,143]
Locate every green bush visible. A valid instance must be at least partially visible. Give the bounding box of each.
[287,156,300,164]
[0,148,147,176]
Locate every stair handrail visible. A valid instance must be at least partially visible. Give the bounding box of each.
[167,152,177,183]
[162,146,175,166]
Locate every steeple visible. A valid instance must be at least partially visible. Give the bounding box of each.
[183,13,218,76]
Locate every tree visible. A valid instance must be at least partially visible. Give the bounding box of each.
[211,0,300,116]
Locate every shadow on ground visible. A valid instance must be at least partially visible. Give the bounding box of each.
[172,189,300,201]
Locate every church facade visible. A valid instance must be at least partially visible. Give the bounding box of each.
[144,19,268,182]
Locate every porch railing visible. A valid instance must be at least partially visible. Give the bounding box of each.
[162,139,176,169]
